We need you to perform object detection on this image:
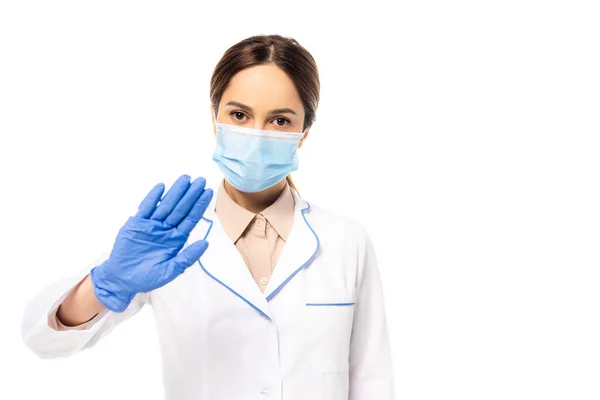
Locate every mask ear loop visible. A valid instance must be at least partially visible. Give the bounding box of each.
[298,127,308,143]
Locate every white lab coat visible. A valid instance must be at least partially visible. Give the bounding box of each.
[21,186,396,400]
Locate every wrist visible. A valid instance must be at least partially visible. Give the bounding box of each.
[89,262,135,313]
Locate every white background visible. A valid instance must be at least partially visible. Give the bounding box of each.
[1,0,599,399]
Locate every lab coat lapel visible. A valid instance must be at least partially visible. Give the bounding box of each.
[265,190,320,301]
[197,195,272,320]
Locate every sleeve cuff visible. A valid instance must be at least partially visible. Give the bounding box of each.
[47,309,101,331]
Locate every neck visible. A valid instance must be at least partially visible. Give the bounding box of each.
[224,179,288,214]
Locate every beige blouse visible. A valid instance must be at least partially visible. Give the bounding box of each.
[50,180,295,331]
[215,179,294,292]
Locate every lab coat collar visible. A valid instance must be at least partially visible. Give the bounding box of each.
[197,183,317,320]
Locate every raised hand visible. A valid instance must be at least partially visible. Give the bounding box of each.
[90,174,213,312]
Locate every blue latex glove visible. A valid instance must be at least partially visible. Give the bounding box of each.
[90,174,213,312]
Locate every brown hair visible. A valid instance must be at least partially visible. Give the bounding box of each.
[209,34,320,193]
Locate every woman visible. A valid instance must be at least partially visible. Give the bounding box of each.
[21,34,395,400]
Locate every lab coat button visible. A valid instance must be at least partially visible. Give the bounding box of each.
[260,388,270,396]
[260,276,269,285]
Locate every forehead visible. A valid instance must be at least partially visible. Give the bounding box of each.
[220,64,303,112]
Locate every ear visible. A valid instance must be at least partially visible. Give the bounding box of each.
[298,127,310,149]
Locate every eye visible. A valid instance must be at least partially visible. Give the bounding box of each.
[273,117,291,127]
[230,111,247,122]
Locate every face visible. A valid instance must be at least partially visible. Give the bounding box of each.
[211,64,310,148]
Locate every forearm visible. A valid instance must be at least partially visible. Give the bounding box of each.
[56,274,105,326]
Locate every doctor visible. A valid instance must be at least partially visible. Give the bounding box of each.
[21,34,395,400]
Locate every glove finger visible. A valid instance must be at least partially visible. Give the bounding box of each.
[177,189,213,235]
[162,240,209,280]
[150,174,191,222]
[164,177,206,228]
[136,182,165,219]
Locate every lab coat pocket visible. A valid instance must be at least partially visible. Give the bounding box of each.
[322,370,350,400]
[304,286,356,373]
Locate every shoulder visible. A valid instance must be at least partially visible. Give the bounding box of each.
[301,200,371,246]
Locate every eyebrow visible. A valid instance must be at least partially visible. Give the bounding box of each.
[224,101,298,116]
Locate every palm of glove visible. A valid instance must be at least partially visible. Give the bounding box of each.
[104,216,192,291]
[90,175,213,312]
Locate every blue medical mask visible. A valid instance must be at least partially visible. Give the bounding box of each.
[211,114,305,193]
